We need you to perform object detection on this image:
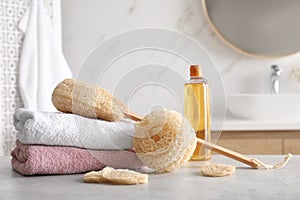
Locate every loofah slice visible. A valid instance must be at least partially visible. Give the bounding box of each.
[83,167,148,185]
[201,164,236,177]
[83,171,107,183]
[101,167,148,185]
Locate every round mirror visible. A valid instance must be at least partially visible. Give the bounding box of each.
[203,0,300,58]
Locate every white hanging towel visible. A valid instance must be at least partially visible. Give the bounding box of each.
[0,66,3,156]
[18,0,72,111]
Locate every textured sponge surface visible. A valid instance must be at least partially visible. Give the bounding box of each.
[52,79,127,121]
[134,110,196,173]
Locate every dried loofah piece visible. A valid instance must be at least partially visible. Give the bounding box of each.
[83,171,107,183]
[201,164,236,177]
[83,167,148,185]
[52,79,128,121]
[101,167,148,185]
[134,110,197,173]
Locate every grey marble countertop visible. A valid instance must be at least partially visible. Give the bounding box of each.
[1,155,299,200]
[223,116,300,131]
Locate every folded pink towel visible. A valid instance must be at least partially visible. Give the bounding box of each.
[11,141,144,175]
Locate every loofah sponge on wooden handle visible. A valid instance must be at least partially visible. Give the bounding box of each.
[52,79,128,122]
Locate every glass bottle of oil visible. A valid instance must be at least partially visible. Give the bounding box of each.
[184,65,211,161]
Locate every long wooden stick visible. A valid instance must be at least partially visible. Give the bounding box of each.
[197,138,260,168]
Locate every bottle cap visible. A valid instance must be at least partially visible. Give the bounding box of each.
[190,65,202,77]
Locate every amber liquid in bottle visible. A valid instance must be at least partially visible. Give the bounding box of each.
[184,65,211,161]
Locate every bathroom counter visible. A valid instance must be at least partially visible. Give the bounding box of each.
[0,155,299,200]
[223,116,300,131]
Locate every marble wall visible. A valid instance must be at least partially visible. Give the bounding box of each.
[62,0,300,95]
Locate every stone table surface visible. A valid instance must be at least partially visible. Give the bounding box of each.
[0,155,299,200]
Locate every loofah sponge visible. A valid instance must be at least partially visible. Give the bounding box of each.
[52,79,128,121]
[133,110,197,173]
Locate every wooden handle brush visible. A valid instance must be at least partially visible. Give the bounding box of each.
[126,111,260,169]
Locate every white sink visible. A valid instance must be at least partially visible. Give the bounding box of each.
[227,93,300,121]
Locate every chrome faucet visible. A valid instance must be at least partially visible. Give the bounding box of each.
[271,65,283,94]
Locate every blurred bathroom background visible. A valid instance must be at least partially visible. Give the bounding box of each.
[1,0,300,156]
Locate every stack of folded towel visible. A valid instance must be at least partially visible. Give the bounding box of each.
[11,108,144,175]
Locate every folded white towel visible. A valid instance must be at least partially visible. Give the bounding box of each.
[14,109,134,150]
